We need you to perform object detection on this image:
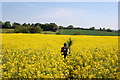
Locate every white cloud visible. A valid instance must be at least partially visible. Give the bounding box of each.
[36,7,87,21]
[23,3,36,8]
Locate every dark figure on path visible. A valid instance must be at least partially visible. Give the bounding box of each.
[61,43,70,59]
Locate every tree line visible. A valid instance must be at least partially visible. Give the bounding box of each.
[0,21,58,33]
[59,25,116,32]
[0,21,119,33]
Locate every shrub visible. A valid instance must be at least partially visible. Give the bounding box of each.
[14,26,43,33]
[14,27,29,33]
[28,26,43,33]
[43,32,48,34]
[56,32,60,35]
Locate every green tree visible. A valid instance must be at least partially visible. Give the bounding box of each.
[35,23,42,27]
[106,28,112,32]
[99,28,102,31]
[0,21,2,28]
[31,23,35,27]
[89,27,95,30]
[59,26,64,29]
[12,22,21,28]
[42,23,50,31]
[28,26,43,33]
[102,28,106,31]
[67,25,74,29]
[28,23,30,26]
[4,21,11,28]
[49,23,58,31]
[14,26,29,33]
[33,26,43,33]
[22,23,28,27]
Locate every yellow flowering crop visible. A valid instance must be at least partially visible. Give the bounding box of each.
[1,33,120,79]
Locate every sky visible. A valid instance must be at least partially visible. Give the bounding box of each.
[2,2,118,29]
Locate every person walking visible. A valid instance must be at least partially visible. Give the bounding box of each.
[61,43,70,59]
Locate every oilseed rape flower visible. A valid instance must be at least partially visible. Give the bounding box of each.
[1,33,120,79]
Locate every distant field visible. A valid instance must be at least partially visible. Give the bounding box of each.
[0,29,119,36]
[58,29,118,36]
[0,29,56,34]
[42,31,56,34]
[0,29,14,33]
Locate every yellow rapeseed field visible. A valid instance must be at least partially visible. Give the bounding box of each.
[1,33,120,79]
